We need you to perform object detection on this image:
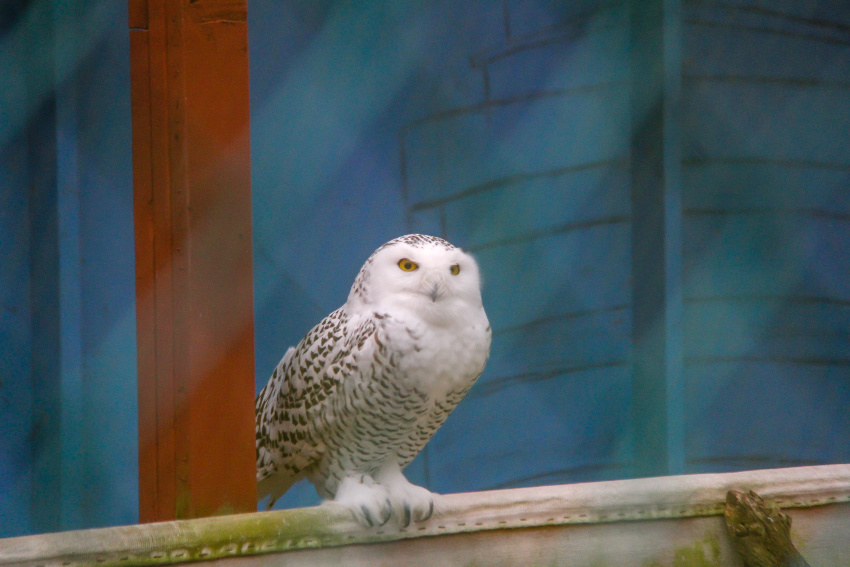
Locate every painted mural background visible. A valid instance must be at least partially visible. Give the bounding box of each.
[1,0,848,536]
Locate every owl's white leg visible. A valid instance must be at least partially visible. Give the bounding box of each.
[330,474,392,527]
[374,465,438,527]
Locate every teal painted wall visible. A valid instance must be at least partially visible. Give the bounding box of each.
[0,1,137,537]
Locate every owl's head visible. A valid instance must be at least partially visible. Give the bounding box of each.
[347,234,484,314]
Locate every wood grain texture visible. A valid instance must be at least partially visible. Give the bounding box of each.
[129,0,256,523]
[1,464,848,566]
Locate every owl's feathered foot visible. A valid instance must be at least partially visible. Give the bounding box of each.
[332,475,393,527]
[374,466,438,527]
[329,470,438,529]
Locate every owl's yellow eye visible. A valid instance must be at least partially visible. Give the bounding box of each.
[450,264,460,275]
[398,258,418,272]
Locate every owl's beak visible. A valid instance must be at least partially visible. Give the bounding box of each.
[423,272,446,302]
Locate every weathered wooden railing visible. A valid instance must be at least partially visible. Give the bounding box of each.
[2,464,848,566]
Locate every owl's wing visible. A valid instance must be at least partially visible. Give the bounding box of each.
[255,308,376,505]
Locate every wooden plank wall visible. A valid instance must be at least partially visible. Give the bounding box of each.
[679,1,850,471]
[400,2,637,491]
[394,0,850,491]
[628,0,685,477]
[0,2,139,536]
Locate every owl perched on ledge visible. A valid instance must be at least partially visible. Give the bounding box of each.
[256,234,491,527]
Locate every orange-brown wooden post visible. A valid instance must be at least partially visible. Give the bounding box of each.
[129,0,257,522]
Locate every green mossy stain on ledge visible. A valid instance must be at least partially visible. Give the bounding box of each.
[18,506,362,567]
[643,534,722,567]
[137,506,354,564]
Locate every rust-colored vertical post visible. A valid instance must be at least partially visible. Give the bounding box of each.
[129,0,257,522]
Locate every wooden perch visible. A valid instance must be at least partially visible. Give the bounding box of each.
[1,464,848,566]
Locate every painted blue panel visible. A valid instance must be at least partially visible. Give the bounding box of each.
[504,0,607,41]
[484,6,628,101]
[474,226,631,333]
[430,164,630,252]
[679,0,850,477]
[684,361,850,467]
[0,0,136,537]
[683,22,850,82]
[402,90,630,206]
[684,1,850,36]
[73,20,137,530]
[0,133,34,538]
[683,163,850,215]
[486,308,630,385]
[683,215,850,300]
[428,366,632,492]
[252,0,848,510]
[408,207,444,240]
[685,299,850,362]
[27,96,62,536]
[682,83,850,165]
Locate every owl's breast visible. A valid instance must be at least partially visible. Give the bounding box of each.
[381,306,491,401]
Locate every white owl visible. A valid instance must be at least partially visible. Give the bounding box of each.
[256,234,491,527]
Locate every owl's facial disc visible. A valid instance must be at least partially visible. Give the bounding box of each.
[347,236,483,312]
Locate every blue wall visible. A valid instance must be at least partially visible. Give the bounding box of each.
[248,0,850,509]
[680,1,850,471]
[1,0,848,537]
[0,1,137,537]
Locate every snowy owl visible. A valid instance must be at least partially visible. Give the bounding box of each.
[256,234,491,527]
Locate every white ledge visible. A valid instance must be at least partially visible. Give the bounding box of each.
[2,464,849,566]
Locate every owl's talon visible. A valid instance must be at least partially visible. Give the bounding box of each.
[418,498,435,522]
[378,500,392,526]
[360,506,375,527]
[402,502,412,527]
[333,475,392,528]
[410,495,434,523]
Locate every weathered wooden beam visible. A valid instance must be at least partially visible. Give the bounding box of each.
[129,0,256,522]
[2,465,848,566]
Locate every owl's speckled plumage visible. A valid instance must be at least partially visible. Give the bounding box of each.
[256,234,491,526]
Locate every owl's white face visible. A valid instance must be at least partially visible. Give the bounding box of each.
[347,236,484,318]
